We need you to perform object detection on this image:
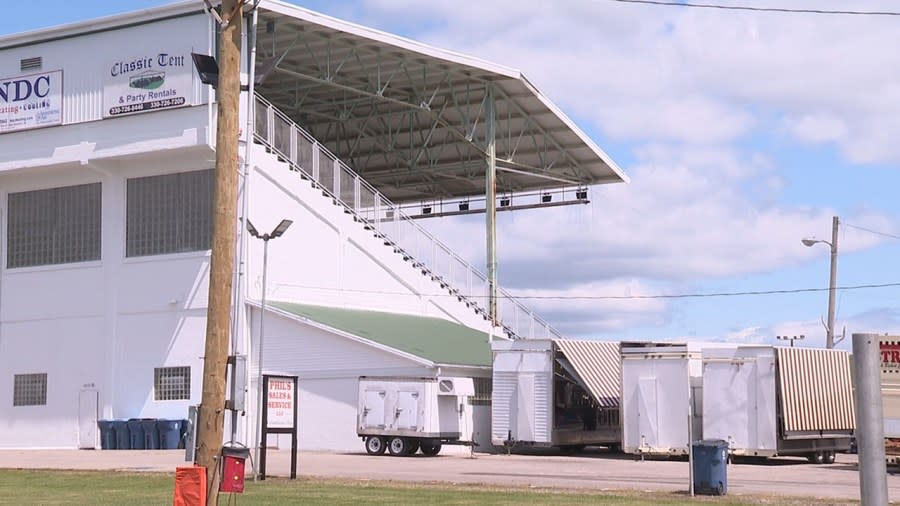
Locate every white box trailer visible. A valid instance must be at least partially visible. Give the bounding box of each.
[620,342,705,456]
[357,376,474,456]
[702,345,854,464]
[491,339,621,450]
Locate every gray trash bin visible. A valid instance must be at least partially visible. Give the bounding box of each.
[692,439,728,496]
[158,419,184,450]
[126,419,146,450]
[111,420,129,450]
[141,419,160,449]
[97,420,116,450]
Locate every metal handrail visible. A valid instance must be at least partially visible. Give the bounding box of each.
[251,93,563,340]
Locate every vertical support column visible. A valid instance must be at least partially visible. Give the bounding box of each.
[485,84,498,328]
[852,333,888,505]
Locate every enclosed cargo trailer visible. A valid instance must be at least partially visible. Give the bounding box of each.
[878,336,900,466]
[357,376,474,456]
[620,342,705,456]
[491,339,621,450]
[702,345,854,463]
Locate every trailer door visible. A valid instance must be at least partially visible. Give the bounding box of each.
[396,390,420,430]
[362,389,387,429]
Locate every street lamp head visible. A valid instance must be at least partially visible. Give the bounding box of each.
[801,238,818,247]
[270,219,293,238]
[246,220,261,239]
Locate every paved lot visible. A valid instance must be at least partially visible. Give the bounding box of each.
[0,448,897,501]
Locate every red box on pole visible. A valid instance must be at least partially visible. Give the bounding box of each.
[220,447,250,493]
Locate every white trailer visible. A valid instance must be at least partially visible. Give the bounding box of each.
[620,342,704,456]
[491,339,621,451]
[357,376,474,456]
[702,345,854,464]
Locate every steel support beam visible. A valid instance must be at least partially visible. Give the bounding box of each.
[485,84,498,326]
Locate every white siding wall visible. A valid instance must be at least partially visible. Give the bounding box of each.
[0,149,216,447]
[0,14,214,173]
[248,307,434,451]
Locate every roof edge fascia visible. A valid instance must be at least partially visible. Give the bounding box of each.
[0,1,203,49]
[518,75,630,185]
[248,300,436,368]
[258,0,521,80]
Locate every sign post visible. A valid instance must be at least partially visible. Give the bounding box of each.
[260,374,298,480]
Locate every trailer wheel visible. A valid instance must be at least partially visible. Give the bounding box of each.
[406,439,420,455]
[807,451,825,464]
[824,450,836,464]
[365,436,386,455]
[388,437,411,456]
[421,441,442,456]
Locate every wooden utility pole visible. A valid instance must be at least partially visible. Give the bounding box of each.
[197,1,242,504]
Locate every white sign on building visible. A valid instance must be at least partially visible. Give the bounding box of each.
[0,70,63,133]
[266,376,296,429]
[104,51,193,117]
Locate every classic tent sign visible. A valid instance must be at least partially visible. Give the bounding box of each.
[0,70,63,133]
[103,51,192,117]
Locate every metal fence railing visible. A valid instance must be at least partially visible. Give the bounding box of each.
[252,93,563,340]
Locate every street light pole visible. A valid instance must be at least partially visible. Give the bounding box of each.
[801,215,839,349]
[246,219,292,480]
[826,216,839,350]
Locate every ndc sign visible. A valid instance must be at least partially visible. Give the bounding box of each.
[0,74,52,104]
[0,70,63,134]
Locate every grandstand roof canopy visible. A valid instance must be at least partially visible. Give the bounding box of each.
[0,0,628,204]
[255,0,627,203]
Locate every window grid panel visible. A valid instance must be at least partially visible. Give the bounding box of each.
[7,184,101,268]
[13,373,47,406]
[154,366,191,401]
[470,377,492,406]
[127,170,213,257]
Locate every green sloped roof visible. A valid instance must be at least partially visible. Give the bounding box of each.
[268,301,492,367]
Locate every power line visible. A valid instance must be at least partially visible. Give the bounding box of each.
[844,222,900,241]
[605,0,900,16]
[276,280,900,301]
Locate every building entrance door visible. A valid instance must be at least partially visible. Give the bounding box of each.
[78,389,98,449]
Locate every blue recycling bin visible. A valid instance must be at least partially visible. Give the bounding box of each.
[97,420,116,450]
[141,419,160,449]
[126,419,146,450]
[692,439,729,496]
[111,420,129,450]
[158,419,184,450]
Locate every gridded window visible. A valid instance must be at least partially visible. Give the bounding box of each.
[154,366,191,401]
[7,183,101,268]
[469,377,492,406]
[13,373,47,406]
[126,170,214,257]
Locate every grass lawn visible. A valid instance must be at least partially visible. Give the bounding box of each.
[0,470,854,505]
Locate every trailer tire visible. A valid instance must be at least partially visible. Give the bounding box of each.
[824,450,836,464]
[807,451,825,464]
[421,441,442,456]
[406,440,420,455]
[388,437,412,456]
[365,436,386,455]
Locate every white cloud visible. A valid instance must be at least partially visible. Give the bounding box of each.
[362,0,900,162]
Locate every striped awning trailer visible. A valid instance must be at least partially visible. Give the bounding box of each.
[554,339,621,408]
[777,347,856,433]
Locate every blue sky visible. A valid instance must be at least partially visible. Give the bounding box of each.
[5,1,899,349]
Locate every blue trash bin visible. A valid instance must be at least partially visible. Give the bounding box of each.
[111,420,129,450]
[97,420,116,450]
[692,439,728,496]
[158,419,184,450]
[141,419,160,449]
[126,419,146,450]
